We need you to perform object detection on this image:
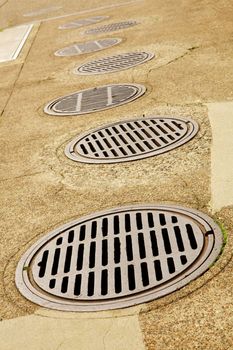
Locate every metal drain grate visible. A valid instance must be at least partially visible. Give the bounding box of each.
[44,84,146,116]
[55,38,122,57]
[16,205,222,311]
[59,16,109,30]
[74,52,154,75]
[84,20,139,35]
[65,116,199,163]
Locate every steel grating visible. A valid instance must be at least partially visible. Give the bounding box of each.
[74,52,154,75]
[54,38,122,57]
[44,84,146,116]
[59,16,109,30]
[84,20,139,35]
[15,205,222,311]
[65,116,199,164]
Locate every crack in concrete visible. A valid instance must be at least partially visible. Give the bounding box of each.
[102,320,114,350]
[180,177,203,210]
[0,171,43,182]
[0,0,8,10]
[146,45,200,80]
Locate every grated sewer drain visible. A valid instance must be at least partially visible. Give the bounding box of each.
[84,20,139,35]
[65,116,199,164]
[59,16,110,30]
[54,38,122,57]
[15,205,222,312]
[74,51,154,75]
[44,84,146,116]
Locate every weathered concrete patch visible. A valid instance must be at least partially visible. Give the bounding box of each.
[0,310,145,350]
[208,102,233,212]
[0,24,33,62]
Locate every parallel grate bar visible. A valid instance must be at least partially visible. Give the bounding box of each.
[33,210,204,299]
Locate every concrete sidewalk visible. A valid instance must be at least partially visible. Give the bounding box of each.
[0,0,233,349]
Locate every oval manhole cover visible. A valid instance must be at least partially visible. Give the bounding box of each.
[84,20,139,35]
[15,205,222,311]
[54,38,122,57]
[44,84,146,116]
[59,16,110,30]
[74,52,154,75]
[65,116,199,164]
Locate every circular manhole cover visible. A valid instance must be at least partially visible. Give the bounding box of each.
[44,84,146,116]
[15,205,222,311]
[65,116,199,164]
[59,16,110,30]
[54,38,122,57]
[84,20,139,35]
[74,52,154,75]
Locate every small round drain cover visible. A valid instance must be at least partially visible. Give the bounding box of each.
[84,20,139,35]
[65,116,199,164]
[23,6,62,17]
[16,205,222,311]
[74,52,154,75]
[55,38,122,57]
[59,16,109,30]
[44,84,146,116]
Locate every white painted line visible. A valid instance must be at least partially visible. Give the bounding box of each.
[94,40,103,49]
[107,86,113,106]
[73,44,82,53]
[208,102,233,212]
[23,6,62,17]
[0,24,33,63]
[27,0,143,24]
[75,93,83,112]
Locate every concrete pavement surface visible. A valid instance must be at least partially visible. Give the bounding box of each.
[0,0,233,349]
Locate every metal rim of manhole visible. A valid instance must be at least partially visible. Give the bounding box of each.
[15,204,223,312]
[84,20,139,35]
[65,116,199,164]
[58,16,110,30]
[44,84,146,116]
[54,38,122,57]
[74,51,155,75]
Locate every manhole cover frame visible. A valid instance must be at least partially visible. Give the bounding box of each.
[74,51,155,75]
[83,20,139,35]
[58,16,110,30]
[54,38,122,57]
[65,116,199,164]
[44,83,146,116]
[15,204,223,312]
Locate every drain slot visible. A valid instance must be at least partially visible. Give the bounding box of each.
[16,205,222,312]
[74,52,154,75]
[45,84,146,116]
[65,116,199,163]
[55,38,121,57]
[84,20,139,35]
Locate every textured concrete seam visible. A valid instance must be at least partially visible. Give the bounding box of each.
[207,101,233,212]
